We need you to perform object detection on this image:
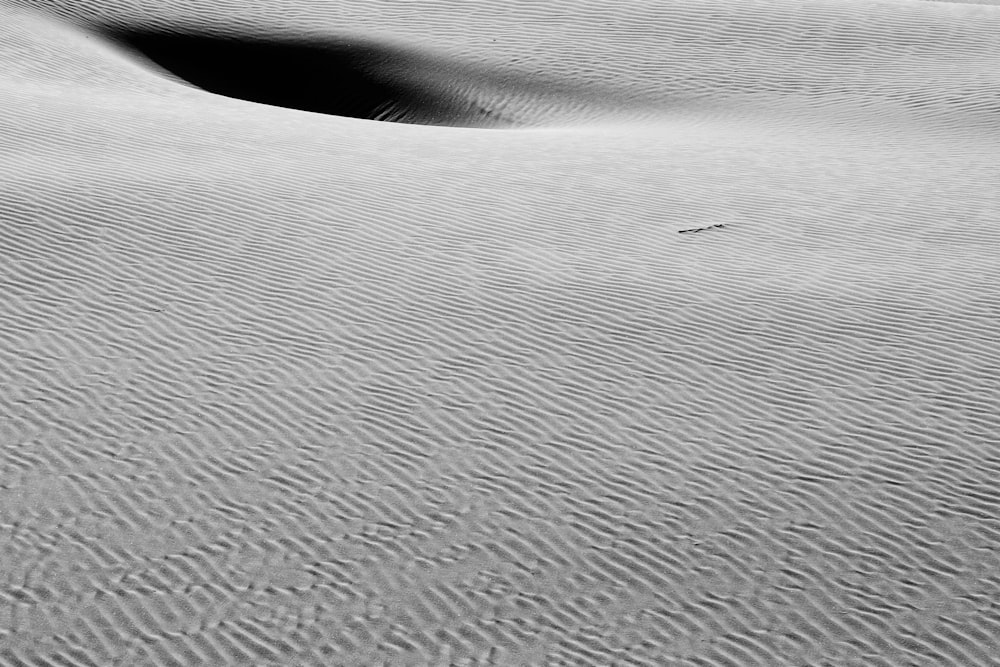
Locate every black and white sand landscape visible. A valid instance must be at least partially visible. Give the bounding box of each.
[2,0,999,664]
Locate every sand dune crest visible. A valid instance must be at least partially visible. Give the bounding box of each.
[2,0,1000,664]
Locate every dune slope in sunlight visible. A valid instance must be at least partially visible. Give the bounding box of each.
[1,0,999,664]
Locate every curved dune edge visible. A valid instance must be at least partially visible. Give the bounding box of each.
[97,27,660,129]
[2,0,1000,665]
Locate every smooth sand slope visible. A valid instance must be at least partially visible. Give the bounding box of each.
[2,0,1000,664]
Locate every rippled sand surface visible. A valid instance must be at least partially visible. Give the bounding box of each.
[2,0,999,664]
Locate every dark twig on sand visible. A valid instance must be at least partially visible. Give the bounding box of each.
[679,223,727,234]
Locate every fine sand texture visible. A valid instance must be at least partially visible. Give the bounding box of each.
[2,0,1000,664]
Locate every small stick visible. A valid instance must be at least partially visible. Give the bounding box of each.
[679,223,727,234]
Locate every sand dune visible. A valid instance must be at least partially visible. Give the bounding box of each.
[2,0,1000,664]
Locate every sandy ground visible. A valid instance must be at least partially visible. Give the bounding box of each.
[2,0,999,664]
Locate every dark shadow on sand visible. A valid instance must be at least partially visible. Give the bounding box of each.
[106,30,484,125]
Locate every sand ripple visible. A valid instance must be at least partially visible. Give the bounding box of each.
[2,0,1000,664]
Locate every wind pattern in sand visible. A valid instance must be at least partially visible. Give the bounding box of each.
[2,0,1000,664]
